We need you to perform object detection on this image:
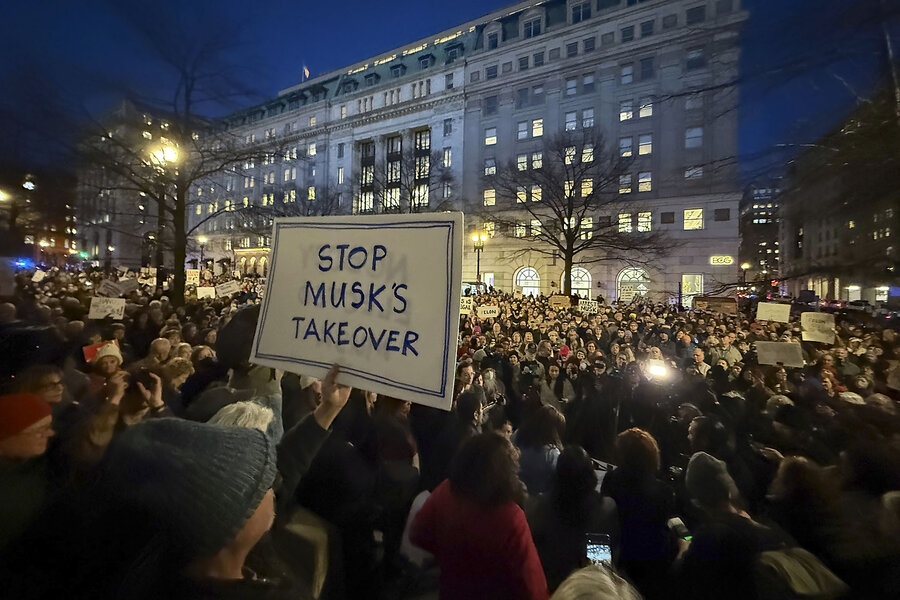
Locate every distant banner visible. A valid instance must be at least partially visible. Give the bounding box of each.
[549,294,569,309]
[96,280,122,297]
[756,302,790,323]
[801,312,835,343]
[216,280,242,297]
[579,299,599,314]
[756,341,804,368]
[88,297,125,320]
[197,287,215,299]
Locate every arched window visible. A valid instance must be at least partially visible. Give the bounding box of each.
[249,256,257,275]
[239,256,247,275]
[616,267,650,303]
[260,256,268,277]
[562,267,592,298]
[515,267,540,297]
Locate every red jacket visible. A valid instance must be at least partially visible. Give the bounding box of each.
[410,480,549,600]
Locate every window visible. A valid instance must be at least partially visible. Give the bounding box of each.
[583,74,595,92]
[532,152,543,169]
[684,166,704,179]
[412,183,428,208]
[307,142,317,156]
[682,273,704,301]
[484,158,496,175]
[484,221,495,238]
[483,189,496,206]
[531,219,542,236]
[566,78,577,96]
[567,42,578,58]
[517,154,528,170]
[584,37,595,52]
[684,208,704,230]
[515,223,527,238]
[532,118,543,137]
[637,211,652,232]
[641,20,654,37]
[195,204,202,215]
[686,5,706,25]
[601,31,615,45]
[519,56,529,70]
[620,100,633,121]
[620,64,634,85]
[572,1,591,23]
[533,51,544,66]
[307,186,316,200]
[443,118,453,136]
[337,166,344,184]
[390,65,405,78]
[518,121,529,139]
[661,211,675,224]
[619,137,633,157]
[523,18,542,38]
[484,95,498,115]
[582,144,594,162]
[387,161,401,183]
[581,179,593,197]
[639,97,653,118]
[442,147,452,168]
[619,213,633,233]
[685,127,704,148]
[565,146,577,165]
[686,47,706,70]
[337,143,345,158]
[516,186,528,203]
[515,267,540,297]
[443,182,452,198]
[225,239,233,251]
[580,217,593,240]
[663,14,677,28]
[470,71,480,82]
[551,48,562,60]
[582,108,594,128]
[640,57,654,80]
[531,185,542,202]
[566,111,577,131]
[485,65,498,80]
[445,73,454,89]
[357,191,375,213]
[638,172,652,192]
[340,105,347,119]
[619,174,632,194]
[415,130,431,150]
[484,127,497,145]
[447,47,460,62]
[714,208,731,221]
[621,26,634,42]
[308,116,316,127]
[639,134,652,155]
[487,32,498,49]
[564,180,574,196]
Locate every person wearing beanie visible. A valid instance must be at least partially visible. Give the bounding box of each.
[0,394,54,551]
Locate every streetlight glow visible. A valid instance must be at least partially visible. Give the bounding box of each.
[740,263,751,270]
[198,235,208,245]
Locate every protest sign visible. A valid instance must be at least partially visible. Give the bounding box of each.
[138,277,157,287]
[186,269,200,286]
[801,312,835,343]
[477,305,500,319]
[140,267,150,276]
[118,278,139,295]
[88,297,125,320]
[197,287,215,299]
[32,270,46,283]
[96,280,121,297]
[579,299,599,314]
[756,341,804,368]
[459,296,473,315]
[117,265,129,274]
[549,294,569,309]
[251,213,463,411]
[216,280,242,297]
[82,340,120,363]
[693,296,738,315]
[756,302,790,323]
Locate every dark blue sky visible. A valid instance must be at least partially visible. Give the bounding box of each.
[1,0,896,180]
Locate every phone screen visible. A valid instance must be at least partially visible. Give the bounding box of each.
[585,534,611,566]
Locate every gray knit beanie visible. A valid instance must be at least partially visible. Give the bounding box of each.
[99,417,277,560]
[685,451,739,509]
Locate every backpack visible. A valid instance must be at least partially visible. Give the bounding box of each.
[755,546,848,600]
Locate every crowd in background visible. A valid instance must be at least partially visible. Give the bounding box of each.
[1,267,899,600]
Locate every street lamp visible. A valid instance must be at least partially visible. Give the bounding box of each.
[198,235,208,270]
[471,233,487,282]
[740,262,751,289]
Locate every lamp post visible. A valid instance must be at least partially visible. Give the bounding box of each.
[149,145,179,279]
[472,233,486,283]
[740,262,751,290]
[198,235,208,272]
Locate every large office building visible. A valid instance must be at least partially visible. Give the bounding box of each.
[184,0,747,302]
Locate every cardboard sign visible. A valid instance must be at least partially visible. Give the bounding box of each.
[32,270,47,283]
[140,267,150,276]
[459,296,473,315]
[251,213,463,411]
[693,296,738,315]
[801,312,835,343]
[186,269,200,285]
[138,276,157,287]
[477,305,500,319]
[197,287,216,299]
[118,278,139,295]
[88,297,125,320]
[756,341,805,368]
[82,340,120,363]
[216,280,242,297]
[96,280,122,297]
[117,265,129,274]
[549,294,569,309]
[756,302,790,323]
[579,299,599,314]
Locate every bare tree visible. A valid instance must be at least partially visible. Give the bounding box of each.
[484,129,674,295]
[356,143,455,214]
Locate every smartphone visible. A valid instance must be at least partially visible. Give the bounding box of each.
[666,517,692,542]
[585,533,612,566]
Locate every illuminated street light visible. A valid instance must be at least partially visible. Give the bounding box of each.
[198,235,208,268]
[471,233,487,283]
[39,239,50,248]
[107,245,115,252]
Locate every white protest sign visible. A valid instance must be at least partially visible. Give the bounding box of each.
[138,277,157,287]
[216,280,242,297]
[251,213,463,411]
[756,302,790,323]
[801,312,835,343]
[117,265,129,274]
[32,270,46,283]
[755,341,805,368]
[197,287,216,299]
[549,294,569,309]
[118,278,139,295]
[579,299,599,314]
[460,296,473,315]
[186,269,200,285]
[88,297,125,320]
[96,280,122,297]
[477,305,500,319]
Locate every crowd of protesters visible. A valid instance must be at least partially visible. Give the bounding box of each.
[1,266,899,600]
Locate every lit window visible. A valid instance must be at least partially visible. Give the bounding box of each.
[443,182,452,198]
[531,185,542,202]
[243,197,250,208]
[484,221,495,237]
[619,174,632,194]
[337,167,344,184]
[443,147,452,168]
[582,144,594,162]
[518,121,529,139]
[684,208,704,230]
[485,127,497,145]
[565,180,574,196]
[620,100,633,121]
[195,205,202,215]
[565,146,576,164]
[565,111,577,131]
[582,108,594,128]
[484,158,497,176]
[483,189,496,206]
[412,183,429,208]
[532,118,543,137]
[639,134,652,155]
[517,154,528,171]
[685,127,703,148]
[532,152,543,169]
[639,97,653,118]
[619,137,633,157]
[638,211,652,231]
[619,213,633,233]
[517,186,528,203]
[580,217,593,240]
[515,222,527,237]
[340,105,347,119]
[142,131,152,139]
[581,179,593,197]
[309,116,317,126]
[848,220,855,229]
[307,142,317,156]
[531,219,542,235]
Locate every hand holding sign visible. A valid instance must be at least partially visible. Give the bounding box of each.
[801,312,835,343]
[313,365,353,430]
[756,302,790,323]
[88,297,126,320]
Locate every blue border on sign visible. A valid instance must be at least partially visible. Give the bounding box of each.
[254,219,455,398]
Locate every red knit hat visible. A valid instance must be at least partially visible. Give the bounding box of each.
[0,394,52,440]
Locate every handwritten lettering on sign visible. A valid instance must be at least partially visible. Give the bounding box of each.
[251,214,463,410]
[215,280,242,297]
[801,312,835,344]
[459,296,473,315]
[88,297,125,320]
[477,305,500,319]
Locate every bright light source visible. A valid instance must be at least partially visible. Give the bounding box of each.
[646,359,668,379]
[471,234,479,242]
[107,245,115,252]
[740,263,751,270]
[39,239,49,247]
[846,285,861,291]
[198,236,208,244]
[22,181,35,191]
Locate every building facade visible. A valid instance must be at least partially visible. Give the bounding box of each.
[739,182,781,280]
[188,0,747,302]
